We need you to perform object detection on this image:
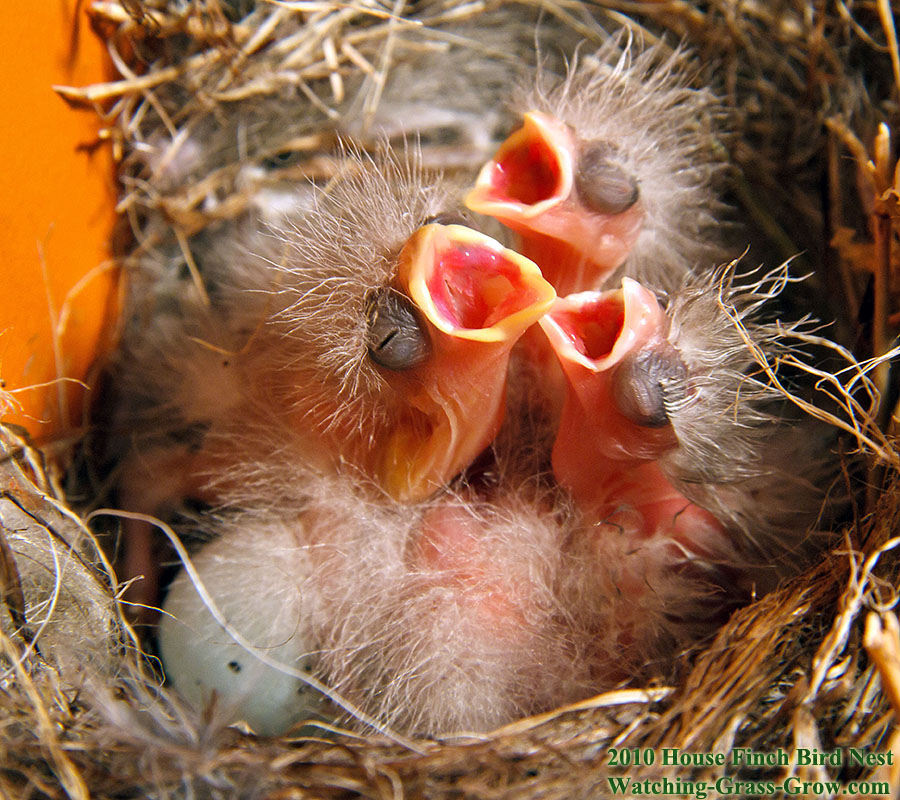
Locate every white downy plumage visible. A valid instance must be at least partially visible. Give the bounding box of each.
[157,463,733,738]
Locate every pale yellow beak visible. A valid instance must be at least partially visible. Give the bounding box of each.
[539,278,665,374]
[465,112,575,222]
[379,223,556,501]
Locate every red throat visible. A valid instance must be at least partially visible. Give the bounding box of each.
[466,111,644,294]
[374,224,556,502]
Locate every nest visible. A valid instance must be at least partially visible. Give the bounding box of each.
[4,0,900,796]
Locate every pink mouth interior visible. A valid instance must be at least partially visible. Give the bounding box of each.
[426,241,541,330]
[551,295,625,361]
[487,131,563,207]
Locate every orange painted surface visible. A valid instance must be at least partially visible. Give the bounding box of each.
[0,3,119,442]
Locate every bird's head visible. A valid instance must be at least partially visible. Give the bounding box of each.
[466,38,727,294]
[250,147,555,502]
[539,278,685,475]
[538,279,740,561]
[466,110,643,293]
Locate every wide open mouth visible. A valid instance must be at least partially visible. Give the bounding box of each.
[551,295,626,362]
[400,223,556,342]
[465,112,573,218]
[539,279,663,371]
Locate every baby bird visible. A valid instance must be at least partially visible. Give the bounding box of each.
[157,459,718,738]
[113,147,554,511]
[105,146,554,619]
[466,37,728,296]
[538,277,744,630]
[539,266,844,588]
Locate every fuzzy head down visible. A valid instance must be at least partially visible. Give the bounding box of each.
[519,35,732,290]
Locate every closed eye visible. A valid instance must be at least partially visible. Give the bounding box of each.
[366,287,432,371]
[421,211,471,227]
[575,141,639,215]
[612,345,686,427]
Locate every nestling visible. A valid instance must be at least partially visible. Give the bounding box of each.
[105,146,554,616]
[539,266,846,591]
[466,37,729,296]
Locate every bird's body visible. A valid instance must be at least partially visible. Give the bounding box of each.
[157,471,582,737]
[158,458,739,737]
[539,267,842,589]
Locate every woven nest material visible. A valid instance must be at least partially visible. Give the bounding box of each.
[4,0,900,797]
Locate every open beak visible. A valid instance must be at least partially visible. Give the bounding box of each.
[540,278,665,378]
[466,112,575,224]
[542,282,728,554]
[538,279,678,509]
[466,112,643,294]
[379,223,556,502]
